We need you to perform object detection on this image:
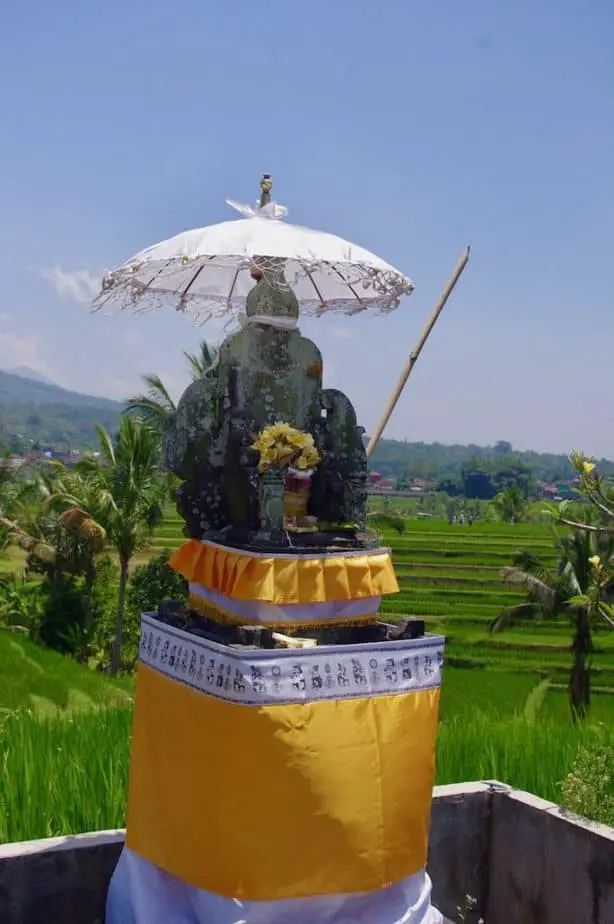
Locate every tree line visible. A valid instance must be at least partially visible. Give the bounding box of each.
[371,438,614,491]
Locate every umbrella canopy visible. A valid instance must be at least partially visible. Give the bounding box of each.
[93,177,414,325]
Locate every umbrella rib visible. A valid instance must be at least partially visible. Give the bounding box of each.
[181,255,216,298]
[143,260,174,292]
[304,268,326,314]
[331,265,364,306]
[226,265,241,304]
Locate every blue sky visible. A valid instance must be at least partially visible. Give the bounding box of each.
[1,1,613,456]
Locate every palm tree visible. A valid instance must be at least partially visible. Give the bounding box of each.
[492,529,614,720]
[492,484,528,523]
[0,453,23,552]
[125,339,218,431]
[47,465,108,628]
[58,418,166,674]
[0,470,107,651]
[0,471,99,585]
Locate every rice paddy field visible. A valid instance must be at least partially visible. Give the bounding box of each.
[2,510,614,844]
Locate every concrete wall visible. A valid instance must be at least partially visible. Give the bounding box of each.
[487,785,614,924]
[428,782,492,921]
[1,783,614,923]
[0,830,124,924]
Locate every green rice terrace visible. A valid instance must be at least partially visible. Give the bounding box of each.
[2,510,614,844]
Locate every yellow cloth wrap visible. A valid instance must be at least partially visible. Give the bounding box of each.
[126,663,440,902]
[169,539,399,604]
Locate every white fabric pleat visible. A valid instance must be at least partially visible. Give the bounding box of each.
[106,849,443,924]
[189,581,382,626]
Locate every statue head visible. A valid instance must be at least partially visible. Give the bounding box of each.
[245,260,299,323]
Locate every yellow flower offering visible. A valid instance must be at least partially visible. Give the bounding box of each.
[251,422,320,474]
[589,555,601,568]
[582,461,596,474]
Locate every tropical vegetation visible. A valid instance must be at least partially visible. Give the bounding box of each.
[488,450,614,720]
[51,417,167,673]
[492,528,613,719]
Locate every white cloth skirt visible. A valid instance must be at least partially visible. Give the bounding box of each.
[106,848,443,924]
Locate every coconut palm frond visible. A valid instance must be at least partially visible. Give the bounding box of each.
[183,341,218,380]
[500,566,558,608]
[125,395,176,430]
[125,372,177,432]
[558,530,601,595]
[0,514,29,544]
[95,423,117,467]
[509,550,553,583]
[23,538,56,563]
[138,375,175,408]
[126,342,215,435]
[141,373,175,404]
[491,602,542,633]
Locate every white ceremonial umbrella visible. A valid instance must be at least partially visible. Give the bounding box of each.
[93,175,414,325]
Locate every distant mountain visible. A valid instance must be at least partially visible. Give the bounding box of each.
[5,366,57,386]
[0,370,124,449]
[0,370,123,411]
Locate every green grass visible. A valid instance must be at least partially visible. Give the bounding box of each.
[0,706,131,843]
[438,667,536,718]
[0,631,132,715]
[435,713,614,803]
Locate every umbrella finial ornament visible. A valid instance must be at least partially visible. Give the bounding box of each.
[259,173,272,209]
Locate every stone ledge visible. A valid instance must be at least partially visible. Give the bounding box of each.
[0,829,125,861]
[502,785,614,841]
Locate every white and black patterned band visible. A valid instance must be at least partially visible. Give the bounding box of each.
[139,613,444,706]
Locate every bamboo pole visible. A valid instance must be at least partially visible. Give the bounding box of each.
[365,246,471,460]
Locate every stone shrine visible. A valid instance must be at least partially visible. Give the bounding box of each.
[105,176,444,924]
[164,252,369,548]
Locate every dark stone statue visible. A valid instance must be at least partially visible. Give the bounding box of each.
[164,265,369,550]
